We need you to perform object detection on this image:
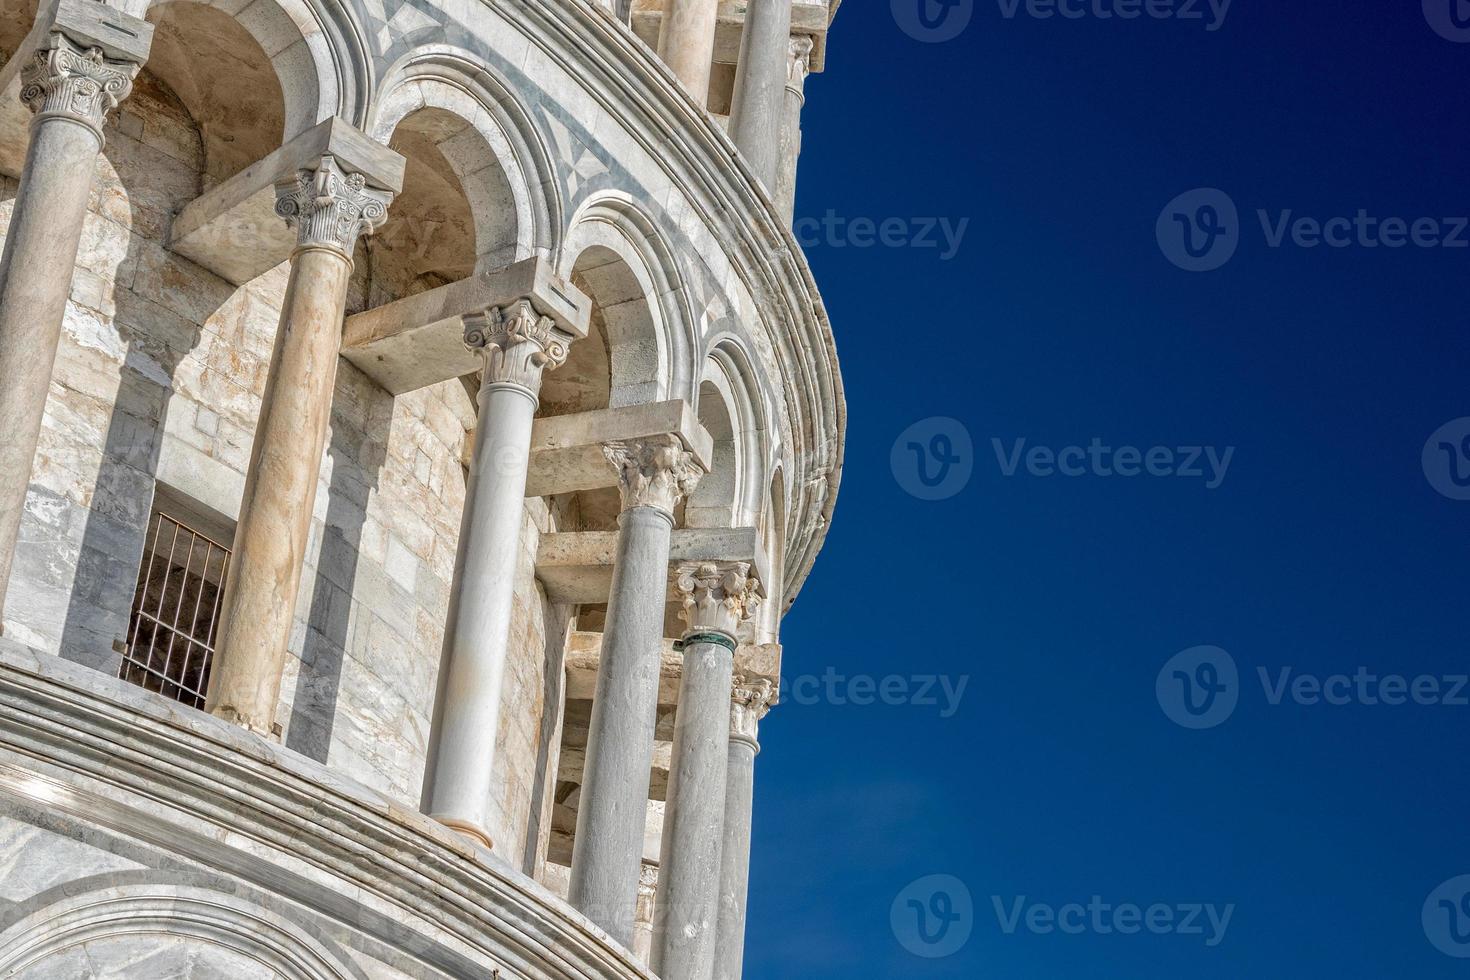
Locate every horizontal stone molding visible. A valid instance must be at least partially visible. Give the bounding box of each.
[0,639,653,980]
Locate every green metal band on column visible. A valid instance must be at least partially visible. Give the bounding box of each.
[678,630,737,653]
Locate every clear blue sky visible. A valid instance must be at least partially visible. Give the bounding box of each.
[743,0,1470,976]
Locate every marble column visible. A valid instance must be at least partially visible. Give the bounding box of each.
[657,0,720,106]
[425,300,573,848]
[206,155,394,736]
[654,563,761,980]
[570,435,704,944]
[712,675,775,980]
[0,15,151,628]
[774,35,814,226]
[729,0,793,189]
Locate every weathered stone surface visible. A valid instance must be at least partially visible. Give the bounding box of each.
[0,1,846,976]
[536,526,768,605]
[170,118,406,286]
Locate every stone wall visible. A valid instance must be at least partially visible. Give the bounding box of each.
[0,64,567,821]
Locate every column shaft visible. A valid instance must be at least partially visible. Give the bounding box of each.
[712,736,757,980]
[425,301,571,848]
[658,0,720,106]
[570,504,676,943]
[571,435,704,944]
[775,36,814,225]
[729,0,793,188]
[0,27,146,625]
[655,562,761,980]
[653,636,735,979]
[425,383,534,845]
[208,153,393,735]
[712,676,772,980]
[208,245,352,732]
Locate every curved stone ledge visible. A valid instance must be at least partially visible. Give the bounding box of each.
[0,638,653,979]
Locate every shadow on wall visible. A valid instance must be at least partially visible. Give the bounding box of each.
[54,72,221,671]
[284,396,390,762]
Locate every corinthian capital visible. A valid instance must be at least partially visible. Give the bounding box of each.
[274,155,393,260]
[602,434,704,516]
[787,35,814,89]
[19,32,140,142]
[463,299,572,396]
[676,560,761,639]
[730,673,775,747]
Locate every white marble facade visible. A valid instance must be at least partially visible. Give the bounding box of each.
[0,0,842,976]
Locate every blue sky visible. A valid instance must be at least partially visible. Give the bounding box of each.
[742,0,1470,976]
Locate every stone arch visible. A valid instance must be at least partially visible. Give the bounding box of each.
[143,0,354,156]
[557,194,692,410]
[0,882,365,979]
[371,47,560,268]
[687,336,768,529]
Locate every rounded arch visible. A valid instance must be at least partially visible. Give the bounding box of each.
[759,464,788,637]
[371,47,560,267]
[687,337,769,529]
[144,0,356,143]
[0,882,365,979]
[558,194,692,408]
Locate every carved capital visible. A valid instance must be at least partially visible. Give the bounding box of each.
[676,560,761,639]
[19,32,140,142]
[274,154,392,260]
[602,434,704,516]
[730,673,775,747]
[463,299,572,397]
[786,35,814,90]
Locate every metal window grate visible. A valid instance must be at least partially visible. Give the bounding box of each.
[120,511,232,709]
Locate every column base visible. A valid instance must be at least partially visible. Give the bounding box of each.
[431,815,495,850]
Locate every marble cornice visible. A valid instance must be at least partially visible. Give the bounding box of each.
[0,640,654,980]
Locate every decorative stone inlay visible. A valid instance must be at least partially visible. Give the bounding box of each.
[273,154,392,259]
[786,35,815,91]
[675,561,760,639]
[730,673,775,747]
[19,32,140,143]
[603,434,705,517]
[463,299,573,396]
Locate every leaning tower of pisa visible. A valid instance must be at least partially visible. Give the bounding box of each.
[0,0,843,974]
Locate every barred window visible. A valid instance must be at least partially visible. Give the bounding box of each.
[120,497,233,709]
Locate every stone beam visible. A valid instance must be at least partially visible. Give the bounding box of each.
[536,526,769,604]
[340,256,590,395]
[169,117,405,286]
[563,630,781,704]
[526,400,714,498]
